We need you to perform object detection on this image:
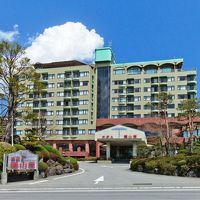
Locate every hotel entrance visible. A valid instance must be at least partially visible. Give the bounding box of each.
[95,125,147,162]
[111,145,133,162]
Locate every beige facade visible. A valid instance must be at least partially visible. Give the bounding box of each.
[109,59,197,118]
[15,61,96,135]
[15,47,197,137]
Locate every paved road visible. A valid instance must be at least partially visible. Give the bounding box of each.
[1,162,200,199]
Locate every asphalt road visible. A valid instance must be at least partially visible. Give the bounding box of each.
[1,162,200,199]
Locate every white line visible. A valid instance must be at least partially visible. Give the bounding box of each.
[53,168,85,180]
[29,180,49,185]
[101,165,113,168]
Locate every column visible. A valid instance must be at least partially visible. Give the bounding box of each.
[85,142,90,158]
[53,143,57,149]
[132,143,137,158]
[96,142,101,158]
[106,142,111,160]
[69,142,73,152]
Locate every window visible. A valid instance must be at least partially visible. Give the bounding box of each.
[47,120,54,125]
[47,101,54,106]
[79,119,88,125]
[48,74,55,79]
[134,114,141,118]
[48,83,55,88]
[56,130,63,134]
[168,113,175,117]
[134,88,141,93]
[168,77,175,82]
[161,67,173,73]
[167,86,175,91]
[127,66,141,75]
[113,69,125,75]
[88,129,96,134]
[28,84,34,89]
[26,102,33,107]
[57,101,64,106]
[56,120,63,125]
[78,129,86,134]
[144,68,157,74]
[144,87,151,92]
[134,105,141,110]
[144,78,151,83]
[134,79,141,84]
[57,82,64,88]
[48,92,54,97]
[178,76,187,81]
[16,130,23,135]
[134,96,141,101]
[57,73,64,78]
[16,120,23,126]
[57,92,64,97]
[46,130,54,134]
[79,100,88,105]
[80,71,89,77]
[168,104,175,109]
[80,90,89,95]
[56,110,63,115]
[80,81,88,86]
[79,109,88,115]
[46,111,54,116]
[112,106,118,111]
[178,94,187,99]
[144,96,151,101]
[178,85,187,90]
[144,105,151,110]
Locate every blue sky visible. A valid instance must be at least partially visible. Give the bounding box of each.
[0,0,200,87]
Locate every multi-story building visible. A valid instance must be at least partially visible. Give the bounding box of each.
[95,47,197,119]
[15,47,197,159]
[15,60,96,136]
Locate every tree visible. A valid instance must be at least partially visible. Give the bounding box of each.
[0,41,40,143]
[178,98,200,153]
[148,92,173,155]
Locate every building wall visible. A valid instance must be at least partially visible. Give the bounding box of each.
[15,63,97,135]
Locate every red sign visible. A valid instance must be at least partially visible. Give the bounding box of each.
[7,150,38,170]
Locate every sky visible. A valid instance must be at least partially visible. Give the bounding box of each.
[0,0,200,91]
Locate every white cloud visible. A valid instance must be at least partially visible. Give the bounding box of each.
[26,22,104,63]
[0,24,19,41]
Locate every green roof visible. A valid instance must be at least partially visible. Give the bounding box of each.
[45,134,95,141]
[95,47,113,63]
[112,58,183,67]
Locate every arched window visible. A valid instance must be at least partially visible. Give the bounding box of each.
[144,65,157,74]
[160,64,174,73]
[127,66,141,75]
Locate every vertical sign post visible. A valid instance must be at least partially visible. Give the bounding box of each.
[1,154,8,184]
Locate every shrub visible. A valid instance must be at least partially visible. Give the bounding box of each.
[14,144,26,151]
[66,157,79,170]
[43,145,62,157]
[130,158,147,171]
[37,151,50,162]
[38,161,48,172]
[49,152,59,161]
[145,159,158,172]
[0,142,16,170]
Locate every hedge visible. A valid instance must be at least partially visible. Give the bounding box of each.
[130,155,200,177]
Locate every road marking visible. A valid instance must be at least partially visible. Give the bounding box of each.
[53,168,85,180]
[94,176,104,184]
[29,180,49,185]
[101,165,113,168]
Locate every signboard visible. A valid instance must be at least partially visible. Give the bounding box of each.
[7,150,38,171]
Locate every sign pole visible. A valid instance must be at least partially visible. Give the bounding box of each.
[1,154,8,184]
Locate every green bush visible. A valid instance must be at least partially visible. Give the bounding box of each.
[49,152,59,161]
[0,142,16,170]
[38,161,48,172]
[66,157,79,170]
[43,145,62,157]
[130,158,147,171]
[14,144,26,151]
[145,159,158,172]
[37,151,50,162]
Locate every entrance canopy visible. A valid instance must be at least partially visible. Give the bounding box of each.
[95,125,147,145]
